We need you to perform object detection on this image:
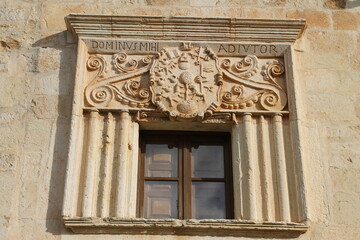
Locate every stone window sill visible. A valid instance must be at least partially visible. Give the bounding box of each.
[63,218,308,237]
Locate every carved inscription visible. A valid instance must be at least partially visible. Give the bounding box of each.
[89,40,160,52]
[84,40,287,57]
[217,44,278,55]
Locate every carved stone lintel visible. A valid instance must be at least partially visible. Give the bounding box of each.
[83,42,288,120]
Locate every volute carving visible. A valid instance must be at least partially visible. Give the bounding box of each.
[85,53,153,108]
[220,57,287,111]
[84,42,288,120]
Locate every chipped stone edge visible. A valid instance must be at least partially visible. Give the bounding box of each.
[65,14,306,43]
[63,217,309,236]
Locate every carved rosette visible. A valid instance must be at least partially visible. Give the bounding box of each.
[149,44,222,121]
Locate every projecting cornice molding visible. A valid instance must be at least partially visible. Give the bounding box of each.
[65,14,306,43]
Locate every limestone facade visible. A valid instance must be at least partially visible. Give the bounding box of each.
[0,0,360,240]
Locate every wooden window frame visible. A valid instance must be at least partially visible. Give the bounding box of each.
[137,131,233,219]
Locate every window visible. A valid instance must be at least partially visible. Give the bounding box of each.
[137,131,233,219]
[63,14,308,236]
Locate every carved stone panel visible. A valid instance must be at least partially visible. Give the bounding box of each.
[83,40,288,121]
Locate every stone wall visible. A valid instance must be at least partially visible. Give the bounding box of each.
[0,0,359,239]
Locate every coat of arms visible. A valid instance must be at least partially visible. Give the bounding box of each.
[150,43,222,120]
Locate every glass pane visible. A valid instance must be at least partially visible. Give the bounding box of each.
[191,145,224,178]
[191,182,226,219]
[145,144,178,177]
[144,181,178,219]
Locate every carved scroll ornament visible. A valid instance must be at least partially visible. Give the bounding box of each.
[84,43,287,120]
[85,53,153,108]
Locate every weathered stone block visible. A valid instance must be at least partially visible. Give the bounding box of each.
[101,6,163,16]
[299,51,352,71]
[0,37,21,51]
[17,219,61,240]
[0,8,27,21]
[286,0,323,9]
[242,7,286,18]
[21,152,43,180]
[228,0,259,6]
[190,0,226,6]
[34,72,61,95]
[306,92,358,122]
[286,10,331,29]
[0,172,16,215]
[114,0,144,4]
[167,7,202,17]
[0,153,17,171]
[333,191,360,224]
[38,48,61,72]
[20,49,40,72]
[328,141,360,170]
[0,61,7,72]
[306,30,355,52]
[23,119,53,151]
[31,95,60,119]
[332,11,360,30]
[0,215,10,240]
[146,0,189,5]
[19,182,39,218]
[41,2,102,30]
[324,0,347,9]
[199,7,242,18]
[329,167,360,192]
[0,121,23,150]
[262,0,286,7]
[301,70,360,94]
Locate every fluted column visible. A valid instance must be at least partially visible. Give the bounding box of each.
[258,115,274,221]
[126,120,139,217]
[231,121,243,219]
[100,112,115,217]
[243,113,257,221]
[82,110,101,217]
[273,113,291,222]
[115,110,130,217]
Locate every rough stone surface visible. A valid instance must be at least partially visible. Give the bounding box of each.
[332,10,360,30]
[0,0,359,240]
[286,10,331,29]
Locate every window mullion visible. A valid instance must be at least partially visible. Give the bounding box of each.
[178,139,183,219]
[137,138,145,218]
[224,138,233,219]
[183,138,192,219]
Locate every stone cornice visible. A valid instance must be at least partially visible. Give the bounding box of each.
[65,14,306,43]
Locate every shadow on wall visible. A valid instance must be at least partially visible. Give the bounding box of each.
[347,0,360,8]
[325,0,360,8]
[32,31,77,236]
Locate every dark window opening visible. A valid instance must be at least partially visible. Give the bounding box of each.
[137,131,233,219]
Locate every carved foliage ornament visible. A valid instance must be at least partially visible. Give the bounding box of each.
[84,43,287,120]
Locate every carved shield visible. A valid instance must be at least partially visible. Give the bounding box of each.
[150,44,221,120]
